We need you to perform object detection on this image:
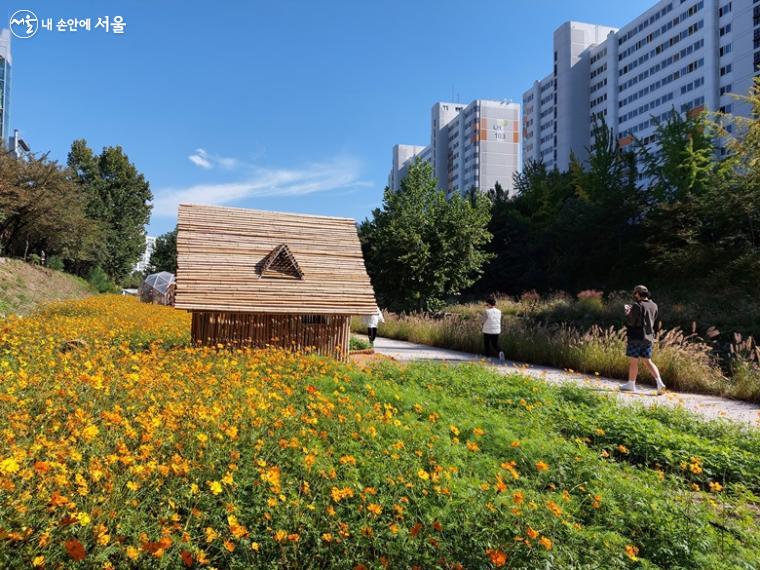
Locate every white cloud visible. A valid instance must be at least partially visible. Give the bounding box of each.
[153,156,371,217]
[188,148,238,170]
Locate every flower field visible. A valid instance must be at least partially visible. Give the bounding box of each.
[1,296,759,568]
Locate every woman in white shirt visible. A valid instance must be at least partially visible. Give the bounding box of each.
[364,306,384,345]
[482,296,502,357]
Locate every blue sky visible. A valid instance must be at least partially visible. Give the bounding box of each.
[7,0,652,235]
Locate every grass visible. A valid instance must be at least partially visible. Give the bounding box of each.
[349,335,371,351]
[0,257,91,316]
[353,293,760,403]
[0,296,759,568]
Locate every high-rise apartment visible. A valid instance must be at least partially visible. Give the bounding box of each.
[0,29,12,145]
[523,0,760,171]
[389,99,521,195]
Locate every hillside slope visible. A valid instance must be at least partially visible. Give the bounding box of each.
[0,257,92,316]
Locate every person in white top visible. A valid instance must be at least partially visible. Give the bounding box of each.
[364,306,384,345]
[482,296,502,357]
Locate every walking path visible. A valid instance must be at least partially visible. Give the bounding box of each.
[366,336,760,427]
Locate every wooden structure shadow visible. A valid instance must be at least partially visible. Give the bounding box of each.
[175,204,377,360]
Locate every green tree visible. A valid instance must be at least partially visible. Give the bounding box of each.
[635,109,718,281]
[359,160,492,312]
[149,227,178,273]
[67,140,153,281]
[478,118,643,294]
[697,77,760,289]
[0,149,102,266]
[637,109,716,203]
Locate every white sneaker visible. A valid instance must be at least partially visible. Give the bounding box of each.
[619,382,638,392]
[498,351,505,361]
[656,380,667,395]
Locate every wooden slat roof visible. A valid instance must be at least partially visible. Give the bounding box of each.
[175,204,378,315]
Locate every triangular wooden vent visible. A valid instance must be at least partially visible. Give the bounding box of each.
[257,244,304,280]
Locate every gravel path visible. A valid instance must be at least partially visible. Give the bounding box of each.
[366,336,760,428]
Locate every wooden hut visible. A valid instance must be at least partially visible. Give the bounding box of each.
[175,204,378,360]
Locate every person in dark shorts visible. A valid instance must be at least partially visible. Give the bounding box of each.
[620,285,667,395]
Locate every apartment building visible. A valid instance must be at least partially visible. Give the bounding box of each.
[523,0,760,171]
[389,99,521,195]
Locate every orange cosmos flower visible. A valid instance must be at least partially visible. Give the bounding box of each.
[64,539,86,561]
[625,544,639,561]
[485,548,507,567]
[367,503,383,516]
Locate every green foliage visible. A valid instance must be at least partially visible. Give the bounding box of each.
[121,270,145,289]
[479,117,643,293]
[87,266,119,294]
[47,255,65,272]
[359,160,492,313]
[148,227,177,274]
[0,150,103,267]
[67,140,153,281]
[349,335,371,351]
[475,90,760,299]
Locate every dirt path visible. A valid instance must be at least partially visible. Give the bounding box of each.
[367,336,760,428]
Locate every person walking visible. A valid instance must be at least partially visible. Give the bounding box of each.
[364,306,384,346]
[482,296,502,358]
[620,285,667,395]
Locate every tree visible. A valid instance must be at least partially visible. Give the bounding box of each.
[67,140,153,281]
[477,117,644,294]
[697,77,760,289]
[359,160,492,312]
[0,149,102,265]
[635,109,718,282]
[149,227,177,273]
[637,109,716,203]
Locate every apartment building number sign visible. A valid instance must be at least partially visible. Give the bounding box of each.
[491,119,510,142]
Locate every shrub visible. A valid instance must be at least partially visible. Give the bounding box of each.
[728,334,760,402]
[576,289,605,313]
[349,335,371,351]
[47,255,65,272]
[363,311,728,397]
[87,266,118,294]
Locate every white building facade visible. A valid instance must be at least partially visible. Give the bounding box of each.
[134,236,157,273]
[523,0,760,171]
[389,99,521,195]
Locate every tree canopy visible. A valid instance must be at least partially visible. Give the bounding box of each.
[149,227,178,274]
[67,140,153,281]
[359,160,492,312]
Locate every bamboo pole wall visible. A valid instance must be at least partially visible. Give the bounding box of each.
[191,311,351,361]
[175,204,378,315]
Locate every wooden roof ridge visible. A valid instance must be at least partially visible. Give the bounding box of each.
[257,243,304,280]
[179,203,357,223]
